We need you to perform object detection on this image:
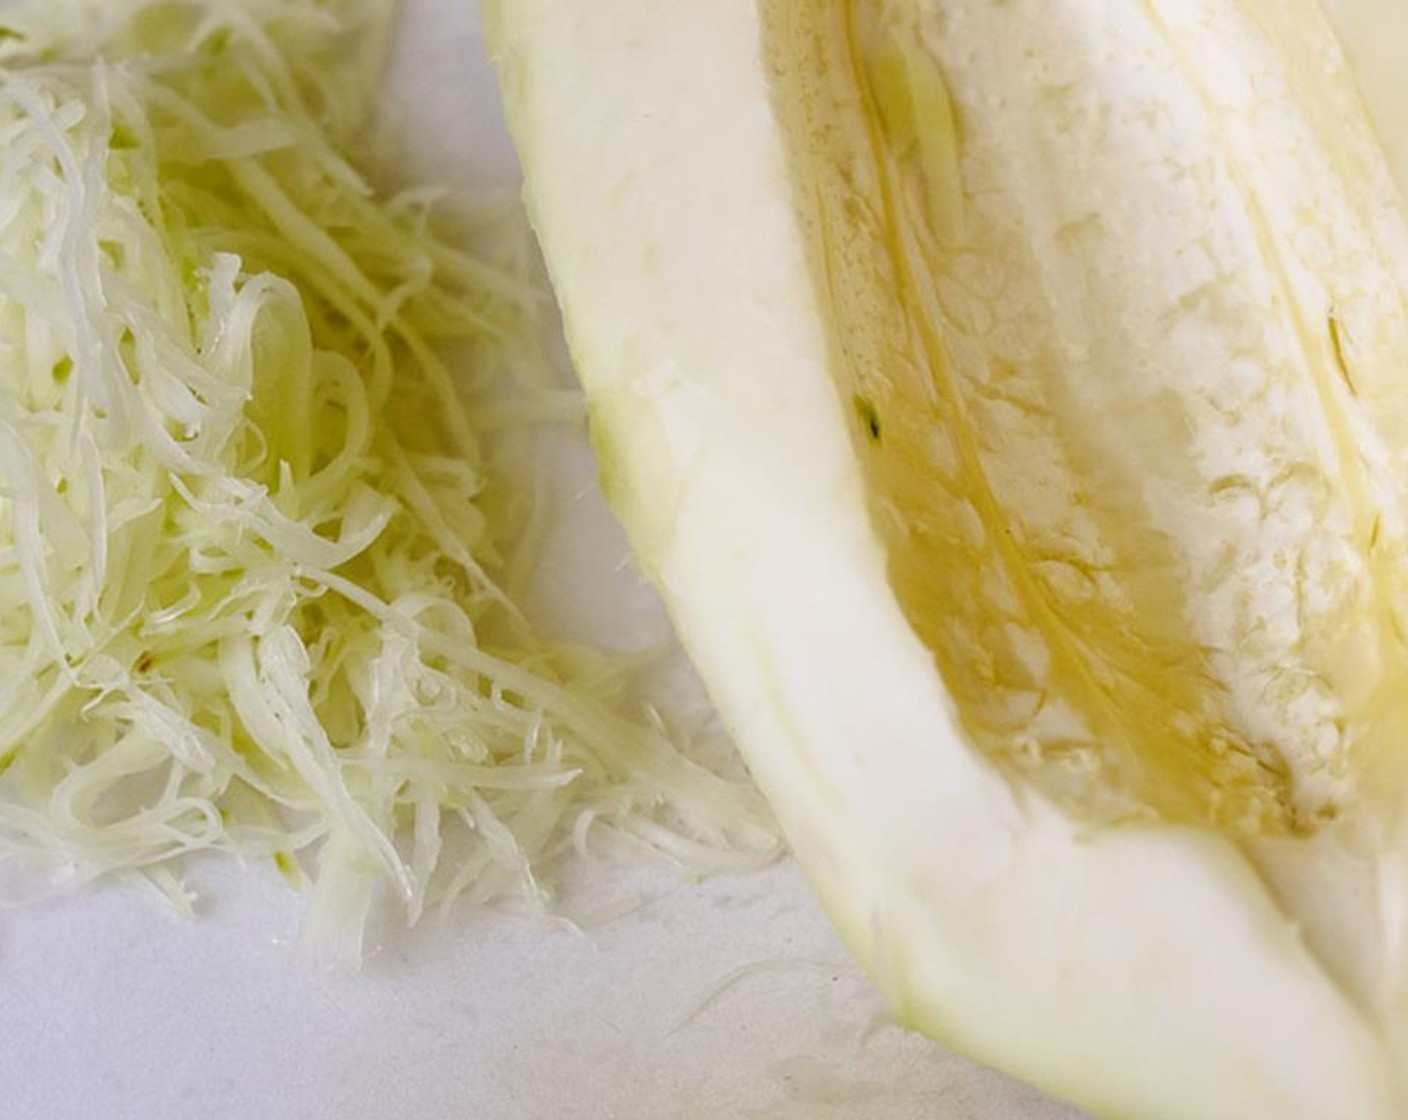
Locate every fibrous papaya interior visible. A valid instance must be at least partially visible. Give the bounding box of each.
[761,0,1408,837]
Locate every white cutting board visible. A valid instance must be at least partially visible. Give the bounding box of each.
[0,3,1088,1117]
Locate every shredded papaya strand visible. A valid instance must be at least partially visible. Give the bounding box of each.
[0,0,778,956]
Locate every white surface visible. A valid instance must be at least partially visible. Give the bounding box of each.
[0,3,1088,1117]
[4,859,1080,1120]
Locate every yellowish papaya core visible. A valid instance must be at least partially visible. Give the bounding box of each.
[759,0,1408,836]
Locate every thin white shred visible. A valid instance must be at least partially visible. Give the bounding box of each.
[0,0,780,958]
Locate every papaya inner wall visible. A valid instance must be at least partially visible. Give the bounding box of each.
[758,0,1408,834]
